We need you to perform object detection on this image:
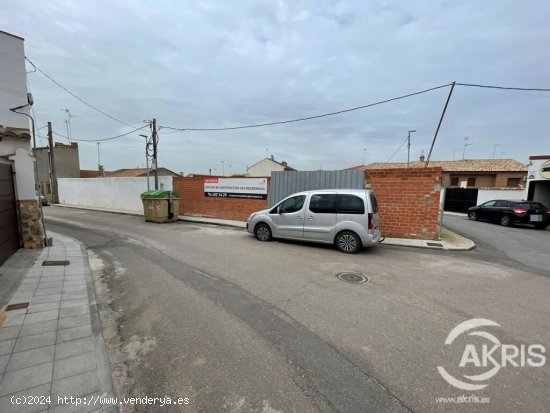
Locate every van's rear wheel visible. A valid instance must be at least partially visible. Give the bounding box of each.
[254,223,272,241]
[335,231,362,254]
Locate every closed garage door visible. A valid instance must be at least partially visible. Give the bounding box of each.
[0,163,19,266]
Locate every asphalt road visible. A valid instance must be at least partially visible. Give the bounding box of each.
[442,213,549,275]
[43,207,550,413]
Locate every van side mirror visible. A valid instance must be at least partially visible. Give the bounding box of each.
[278,206,283,214]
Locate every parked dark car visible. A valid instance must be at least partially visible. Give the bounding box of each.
[468,200,549,229]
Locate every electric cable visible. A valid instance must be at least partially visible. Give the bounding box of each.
[25,57,136,128]
[456,83,550,92]
[160,84,453,131]
[385,136,409,163]
[52,125,149,142]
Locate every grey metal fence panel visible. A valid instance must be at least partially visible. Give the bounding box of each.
[268,170,365,206]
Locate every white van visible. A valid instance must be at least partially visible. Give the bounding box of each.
[246,189,381,253]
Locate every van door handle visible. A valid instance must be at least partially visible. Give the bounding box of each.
[296,216,303,220]
[307,216,314,220]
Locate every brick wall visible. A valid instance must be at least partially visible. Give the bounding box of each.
[173,176,269,221]
[494,172,527,188]
[365,167,442,240]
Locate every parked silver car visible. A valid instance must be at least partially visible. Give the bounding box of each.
[246,189,381,253]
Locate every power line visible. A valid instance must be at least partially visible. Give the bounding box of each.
[25,57,136,128]
[456,83,550,92]
[160,83,453,131]
[385,136,408,163]
[52,125,149,142]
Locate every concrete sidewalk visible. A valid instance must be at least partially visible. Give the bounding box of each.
[382,227,475,251]
[178,216,475,251]
[0,232,116,413]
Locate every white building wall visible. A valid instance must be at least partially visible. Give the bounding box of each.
[248,159,285,177]
[0,31,29,130]
[9,147,36,200]
[0,136,31,159]
[58,177,173,213]
[476,188,527,205]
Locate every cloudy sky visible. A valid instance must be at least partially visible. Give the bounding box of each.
[2,1,550,174]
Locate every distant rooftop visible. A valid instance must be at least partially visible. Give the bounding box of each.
[107,167,180,177]
[351,159,527,172]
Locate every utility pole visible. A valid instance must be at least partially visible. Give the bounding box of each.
[152,118,158,190]
[362,148,366,166]
[425,82,456,166]
[462,136,473,160]
[47,122,58,204]
[407,130,416,167]
[139,134,150,191]
[220,160,225,176]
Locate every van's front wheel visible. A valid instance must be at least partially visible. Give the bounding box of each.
[254,223,272,241]
[335,231,362,254]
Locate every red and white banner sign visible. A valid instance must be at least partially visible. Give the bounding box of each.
[204,178,267,199]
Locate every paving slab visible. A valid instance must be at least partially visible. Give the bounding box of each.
[19,320,57,337]
[0,232,116,412]
[55,337,94,360]
[0,362,53,396]
[58,313,91,330]
[59,305,90,318]
[53,351,96,380]
[0,383,51,413]
[5,345,55,372]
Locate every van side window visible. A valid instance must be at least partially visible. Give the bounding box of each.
[369,193,378,213]
[279,195,306,213]
[309,194,338,213]
[338,195,365,214]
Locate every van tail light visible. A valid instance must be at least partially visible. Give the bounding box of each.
[512,208,528,216]
[368,213,373,230]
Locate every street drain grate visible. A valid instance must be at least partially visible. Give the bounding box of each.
[42,260,70,266]
[426,242,443,248]
[336,272,368,284]
[6,302,29,311]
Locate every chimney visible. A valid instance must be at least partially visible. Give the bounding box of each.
[270,154,274,161]
[281,161,287,166]
[419,151,425,162]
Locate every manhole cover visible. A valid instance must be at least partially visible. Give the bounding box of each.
[42,260,70,266]
[336,272,368,284]
[6,302,29,311]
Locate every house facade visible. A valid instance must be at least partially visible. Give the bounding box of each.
[0,30,45,264]
[355,158,527,189]
[248,155,295,177]
[36,141,80,202]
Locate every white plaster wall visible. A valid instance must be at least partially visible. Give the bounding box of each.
[248,159,285,177]
[477,188,527,205]
[9,147,36,200]
[58,177,173,213]
[0,136,31,158]
[0,32,29,130]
